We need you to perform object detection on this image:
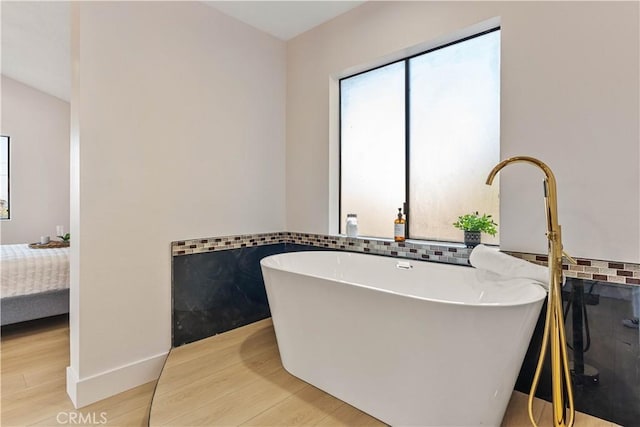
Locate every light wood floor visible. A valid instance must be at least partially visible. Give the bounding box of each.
[150,318,617,427]
[1,315,617,427]
[1,315,154,427]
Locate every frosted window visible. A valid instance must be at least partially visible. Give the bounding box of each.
[339,29,500,243]
[0,136,8,220]
[409,31,500,243]
[340,62,405,238]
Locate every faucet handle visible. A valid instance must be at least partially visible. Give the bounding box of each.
[562,250,577,265]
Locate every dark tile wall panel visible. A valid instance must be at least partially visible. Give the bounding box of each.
[172,243,331,346]
[515,279,639,426]
[172,243,287,346]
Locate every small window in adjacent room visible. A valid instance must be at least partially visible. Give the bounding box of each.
[340,28,500,244]
[0,136,9,220]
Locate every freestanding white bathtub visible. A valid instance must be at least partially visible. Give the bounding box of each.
[261,250,546,426]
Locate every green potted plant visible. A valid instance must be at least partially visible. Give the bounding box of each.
[453,212,497,247]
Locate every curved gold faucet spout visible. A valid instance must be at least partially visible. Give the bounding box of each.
[485,156,574,427]
[486,156,560,243]
[486,156,555,186]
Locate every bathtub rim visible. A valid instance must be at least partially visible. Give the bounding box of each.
[260,250,547,308]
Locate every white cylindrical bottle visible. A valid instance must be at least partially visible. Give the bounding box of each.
[346,214,358,237]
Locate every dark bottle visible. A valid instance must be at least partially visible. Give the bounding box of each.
[394,208,406,242]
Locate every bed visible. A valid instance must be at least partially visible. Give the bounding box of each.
[1,244,70,325]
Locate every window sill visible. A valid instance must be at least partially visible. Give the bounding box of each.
[340,235,468,248]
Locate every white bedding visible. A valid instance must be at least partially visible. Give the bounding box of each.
[1,244,70,297]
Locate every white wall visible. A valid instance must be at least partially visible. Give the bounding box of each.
[286,1,640,263]
[68,2,286,407]
[0,76,70,244]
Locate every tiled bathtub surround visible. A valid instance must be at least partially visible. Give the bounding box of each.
[171,234,640,426]
[172,232,640,286]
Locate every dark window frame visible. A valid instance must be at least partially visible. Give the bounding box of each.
[1,135,10,220]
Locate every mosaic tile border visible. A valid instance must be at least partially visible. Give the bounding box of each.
[172,232,640,286]
[172,232,472,266]
[172,232,289,255]
[286,232,472,265]
[507,252,640,286]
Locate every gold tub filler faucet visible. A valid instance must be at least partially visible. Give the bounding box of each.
[486,156,576,427]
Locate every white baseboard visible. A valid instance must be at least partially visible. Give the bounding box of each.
[66,351,168,408]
